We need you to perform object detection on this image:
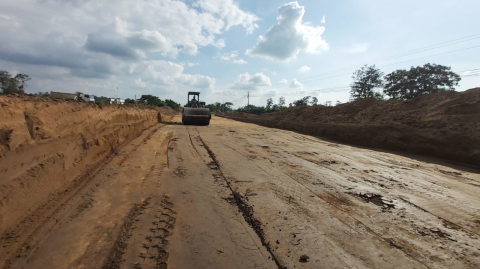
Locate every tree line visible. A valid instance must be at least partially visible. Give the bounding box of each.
[234,62,461,115]
[125,95,181,109]
[350,63,461,100]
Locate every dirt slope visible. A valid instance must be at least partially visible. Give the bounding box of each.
[0,96,175,236]
[220,88,480,166]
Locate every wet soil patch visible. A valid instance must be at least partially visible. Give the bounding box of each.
[349,192,395,212]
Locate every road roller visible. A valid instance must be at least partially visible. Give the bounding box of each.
[182,91,211,125]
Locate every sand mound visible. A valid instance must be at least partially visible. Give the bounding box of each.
[221,88,480,167]
[0,96,176,232]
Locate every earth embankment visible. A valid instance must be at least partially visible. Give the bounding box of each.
[220,88,480,166]
[0,97,175,233]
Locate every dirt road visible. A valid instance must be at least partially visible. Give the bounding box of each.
[2,115,480,269]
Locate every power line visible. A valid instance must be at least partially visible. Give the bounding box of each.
[300,33,480,82]
[301,45,480,84]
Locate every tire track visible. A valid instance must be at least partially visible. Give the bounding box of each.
[186,127,285,269]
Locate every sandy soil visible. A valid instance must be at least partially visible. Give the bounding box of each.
[1,111,479,269]
[220,88,480,167]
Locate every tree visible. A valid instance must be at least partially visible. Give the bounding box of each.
[206,104,217,112]
[140,95,161,106]
[14,74,30,93]
[220,102,233,112]
[384,63,461,99]
[237,104,265,114]
[324,101,332,106]
[278,96,286,107]
[335,100,342,106]
[293,96,310,106]
[350,65,384,100]
[266,98,273,110]
[165,99,180,109]
[311,97,318,105]
[215,102,222,111]
[34,91,50,98]
[0,71,30,95]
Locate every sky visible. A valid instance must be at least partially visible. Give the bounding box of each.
[1,0,480,108]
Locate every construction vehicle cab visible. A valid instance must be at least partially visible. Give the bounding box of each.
[182,91,211,125]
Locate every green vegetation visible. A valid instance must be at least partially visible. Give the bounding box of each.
[350,65,384,100]
[350,63,461,100]
[0,70,31,95]
[205,102,233,113]
[384,63,461,99]
[34,91,50,98]
[138,95,181,109]
[237,96,288,115]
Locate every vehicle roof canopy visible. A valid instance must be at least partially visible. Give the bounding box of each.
[188,91,200,95]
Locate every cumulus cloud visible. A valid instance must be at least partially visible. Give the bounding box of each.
[194,0,259,34]
[181,44,198,55]
[246,1,328,62]
[279,79,288,84]
[0,0,257,99]
[218,51,238,61]
[297,66,310,72]
[231,72,271,90]
[218,51,248,64]
[233,59,247,64]
[130,60,216,90]
[321,15,326,24]
[346,43,369,54]
[289,78,303,88]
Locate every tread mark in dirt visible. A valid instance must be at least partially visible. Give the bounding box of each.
[139,196,176,269]
[187,128,286,269]
[102,196,176,269]
[103,197,152,269]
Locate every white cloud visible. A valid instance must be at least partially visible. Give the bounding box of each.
[187,62,200,67]
[289,78,303,88]
[321,15,326,24]
[218,51,248,64]
[346,43,369,54]
[246,1,329,62]
[0,0,259,100]
[181,44,198,55]
[134,78,147,88]
[231,72,271,90]
[194,0,259,34]
[297,66,310,72]
[219,55,230,61]
[233,59,247,64]
[279,79,288,84]
[0,14,20,31]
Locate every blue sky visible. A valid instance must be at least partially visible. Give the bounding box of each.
[1,0,479,107]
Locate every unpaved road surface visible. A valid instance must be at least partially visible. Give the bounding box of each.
[2,116,480,269]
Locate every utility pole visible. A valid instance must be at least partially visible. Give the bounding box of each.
[247,91,250,113]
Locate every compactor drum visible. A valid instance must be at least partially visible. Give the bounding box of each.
[182,91,211,125]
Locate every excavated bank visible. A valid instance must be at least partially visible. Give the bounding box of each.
[0,96,176,235]
[220,88,480,167]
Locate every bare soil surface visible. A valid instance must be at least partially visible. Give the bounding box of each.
[1,105,480,268]
[220,88,480,167]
